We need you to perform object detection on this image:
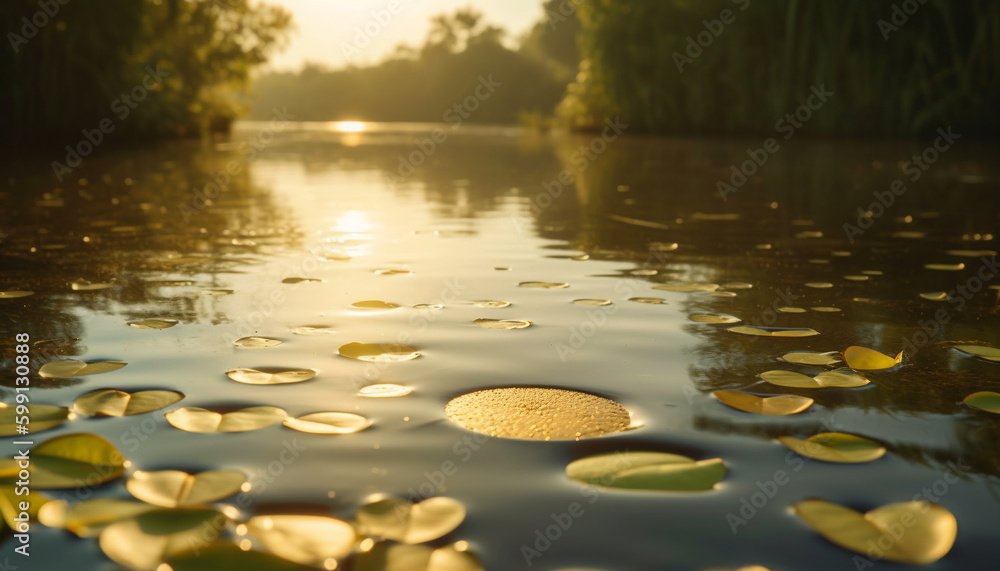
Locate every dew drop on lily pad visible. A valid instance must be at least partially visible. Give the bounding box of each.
[444,387,632,440]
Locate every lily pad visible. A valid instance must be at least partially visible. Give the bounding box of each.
[963,391,1000,414]
[353,543,485,571]
[0,433,125,489]
[39,359,126,378]
[283,412,371,434]
[356,497,466,544]
[761,368,870,388]
[713,390,813,415]
[233,336,283,348]
[779,432,886,463]
[954,344,1000,362]
[925,263,964,271]
[358,384,413,398]
[651,283,719,293]
[0,402,69,435]
[282,277,322,284]
[444,387,632,441]
[71,279,111,291]
[166,544,316,571]
[572,299,612,306]
[566,451,726,491]
[946,249,996,257]
[0,291,34,299]
[352,300,401,310]
[126,470,246,507]
[413,303,444,310]
[843,346,902,370]
[246,514,356,565]
[781,351,841,366]
[225,368,316,385]
[628,297,666,304]
[843,275,869,282]
[472,300,511,308]
[339,342,420,362]
[518,281,569,289]
[38,497,154,537]
[473,318,532,330]
[127,319,178,329]
[810,306,841,312]
[165,406,288,433]
[920,292,948,300]
[793,499,956,564]
[291,325,335,335]
[73,389,184,417]
[689,313,741,324]
[727,326,819,338]
[804,282,833,289]
[1,486,46,533]
[777,307,807,313]
[98,508,228,569]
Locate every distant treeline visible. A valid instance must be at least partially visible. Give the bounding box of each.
[249,6,578,125]
[562,0,1000,136]
[0,0,290,150]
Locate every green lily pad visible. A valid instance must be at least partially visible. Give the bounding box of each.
[779,432,886,463]
[566,451,726,491]
[0,433,125,489]
[0,402,69,435]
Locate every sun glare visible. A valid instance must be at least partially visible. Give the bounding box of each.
[332,121,366,133]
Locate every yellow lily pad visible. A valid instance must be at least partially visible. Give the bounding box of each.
[781,351,841,366]
[98,508,228,569]
[954,344,1000,362]
[566,451,726,491]
[0,402,69,435]
[473,300,511,308]
[793,499,956,564]
[805,282,833,289]
[246,514,356,566]
[283,412,371,434]
[0,486,46,534]
[628,297,666,304]
[572,299,612,306]
[843,346,902,370]
[356,497,466,544]
[651,283,719,292]
[126,470,246,508]
[358,384,413,398]
[339,342,420,362]
[713,390,813,415]
[761,368,870,388]
[920,292,948,301]
[777,307,807,313]
[225,368,316,385]
[946,249,996,257]
[473,318,532,330]
[127,319,178,329]
[39,359,126,378]
[727,326,819,338]
[352,300,401,310]
[38,497,154,537]
[291,325,335,335]
[233,336,283,348]
[963,391,1000,414]
[0,291,34,299]
[810,306,841,312]
[518,281,569,289]
[353,543,485,571]
[165,406,287,433]
[0,433,125,489]
[925,263,964,271]
[72,389,184,417]
[71,279,111,291]
[779,432,886,463]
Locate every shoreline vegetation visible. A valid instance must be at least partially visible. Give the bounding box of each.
[2,0,998,161]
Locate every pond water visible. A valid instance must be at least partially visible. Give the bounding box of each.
[1,122,998,570]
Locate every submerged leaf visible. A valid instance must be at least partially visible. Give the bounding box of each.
[283,412,371,434]
[165,406,287,433]
[843,346,902,370]
[963,391,1000,414]
[225,368,316,385]
[713,390,813,415]
[566,451,726,491]
[473,318,532,330]
[779,433,886,463]
[73,389,184,417]
[0,433,125,489]
[793,500,956,564]
[356,497,466,544]
[339,342,420,362]
[126,470,246,507]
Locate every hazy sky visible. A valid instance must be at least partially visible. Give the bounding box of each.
[267,0,544,71]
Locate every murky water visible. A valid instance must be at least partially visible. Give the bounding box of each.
[1,122,998,570]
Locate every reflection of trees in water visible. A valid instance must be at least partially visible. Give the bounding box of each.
[0,136,298,371]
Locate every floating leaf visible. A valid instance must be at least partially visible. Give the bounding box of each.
[518,281,569,289]
[953,344,1000,362]
[472,300,510,308]
[946,249,996,257]
[73,389,184,417]
[98,508,227,570]
[779,433,886,463]
[352,300,401,310]
[282,277,321,284]
[39,359,126,378]
[727,326,819,338]
[413,303,443,310]
[165,406,287,433]
[805,282,833,289]
[225,368,316,385]
[283,412,371,434]
[721,282,753,290]
[374,269,412,276]
[0,402,69,435]
[713,390,813,415]
[761,368,869,388]
[781,351,840,366]
[628,297,666,304]
[793,500,956,564]
[963,391,1000,414]
[712,291,738,298]
[71,279,110,291]
[356,497,466,544]
[843,346,902,370]
[339,342,420,362]
[566,451,725,491]
[810,307,841,312]
[689,313,740,324]
[1,486,46,533]
[291,325,335,335]
[353,543,485,571]
[127,319,178,329]
[0,433,125,489]
[777,307,806,313]
[233,336,283,348]
[444,387,632,440]
[38,497,154,537]
[572,299,612,306]
[127,470,245,508]
[246,515,356,566]
[920,292,948,301]
[862,270,883,276]
[0,291,34,299]
[924,263,964,271]
[473,318,532,330]
[843,275,869,282]
[651,283,719,293]
[358,384,413,398]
